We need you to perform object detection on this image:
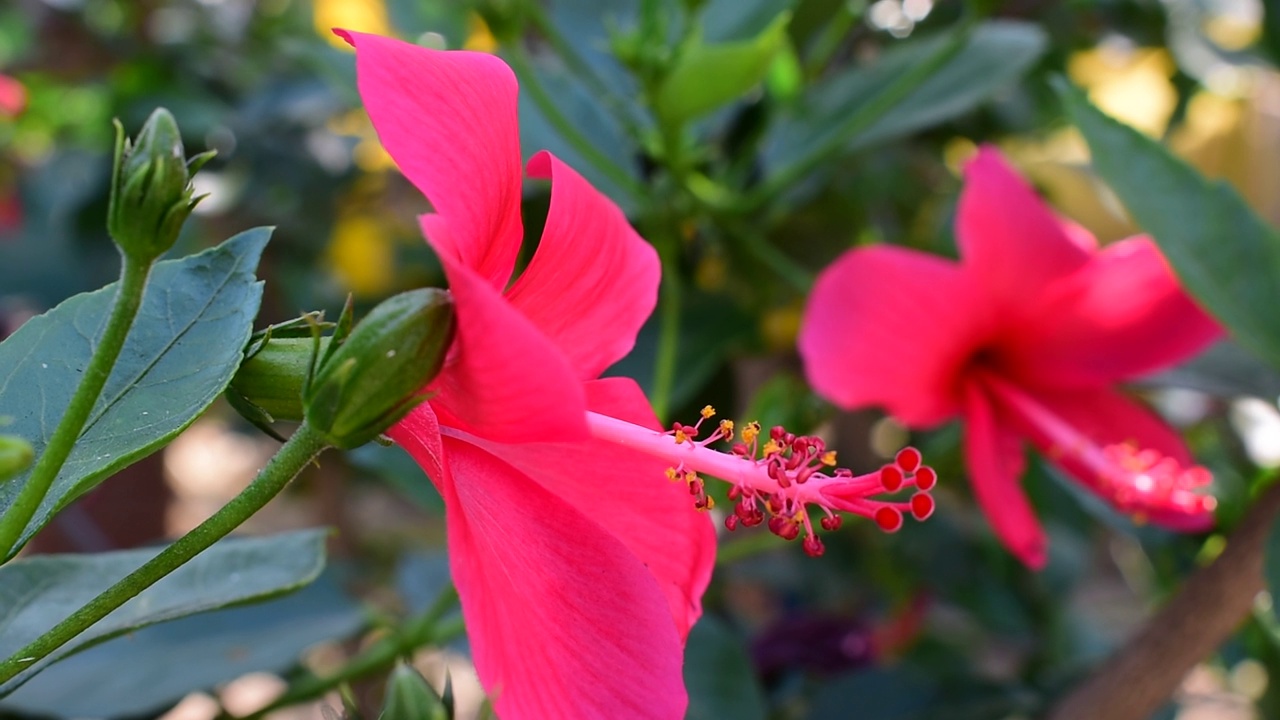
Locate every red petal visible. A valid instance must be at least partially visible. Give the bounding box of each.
[799,244,992,426]
[423,215,587,443]
[996,237,1222,387]
[505,152,660,379]
[457,376,717,639]
[1032,387,1213,530]
[957,147,1091,309]
[341,30,523,288]
[388,407,688,719]
[963,383,1047,569]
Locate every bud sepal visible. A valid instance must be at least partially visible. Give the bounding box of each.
[303,289,455,449]
[107,108,215,263]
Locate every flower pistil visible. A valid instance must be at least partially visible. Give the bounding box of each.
[587,407,935,557]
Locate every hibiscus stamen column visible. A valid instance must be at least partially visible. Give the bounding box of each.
[978,373,1216,526]
[587,407,936,557]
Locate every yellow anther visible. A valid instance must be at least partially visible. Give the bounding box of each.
[700,405,716,419]
[821,451,838,467]
[719,419,734,437]
[674,429,689,444]
[762,439,782,457]
[665,467,679,481]
[703,497,716,510]
[742,421,761,444]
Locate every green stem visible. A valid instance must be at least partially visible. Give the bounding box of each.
[650,253,682,423]
[0,254,152,558]
[742,21,974,210]
[232,589,465,719]
[504,46,646,200]
[731,220,815,294]
[803,2,863,78]
[0,423,330,685]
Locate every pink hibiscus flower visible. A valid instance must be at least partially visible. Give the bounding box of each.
[341,30,936,718]
[799,146,1222,569]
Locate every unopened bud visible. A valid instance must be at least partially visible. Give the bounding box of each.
[228,336,329,437]
[0,435,33,483]
[107,108,214,263]
[379,662,451,720]
[304,289,455,449]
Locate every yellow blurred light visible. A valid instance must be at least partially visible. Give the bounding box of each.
[464,14,499,53]
[314,0,393,50]
[328,109,398,173]
[326,214,397,297]
[1068,46,1176,137]
[1204,14,1261,52]
[694,254,728,291]
[760,304,803,352]
[941,137,978,176]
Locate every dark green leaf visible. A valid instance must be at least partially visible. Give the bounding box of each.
[0,570,364,719]
[0,530,328,696]
[684,616,766,720]
[806,667,935,720]
[1060,82,1280,369]
[1142,341,1280,400]
[516,57,642,212]
[764,22,1046,167]
[0,228,269,556]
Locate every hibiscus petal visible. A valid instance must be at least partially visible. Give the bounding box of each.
[390,410,688,720]
[963,383,1047,569]
[422,214,587,443]
[455,376,716,639]
[957,147,1091,307]
[1032,387,1213,531]
[799,244,992,426]
[504,152,660,379]
[339,30,523,288]
[996,237,1222,387]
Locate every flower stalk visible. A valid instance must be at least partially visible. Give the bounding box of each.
[0,421,331,685]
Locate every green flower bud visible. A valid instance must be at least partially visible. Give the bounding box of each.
[0,434,34,484]
[228,335,331,436]
[378,662,451,720]
[304,289,455,449]
[107,108,214,263]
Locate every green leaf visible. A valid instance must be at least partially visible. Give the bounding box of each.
[0,228,269,557]
[0,529,328,696]
[654,13,791,125]
[1059,82,1280,369]
[806,667,935,720]
[0,570,364,719]
[1142,341,1280,400]
[764,21,1046,167]
[379,662,450,720]
[684,616,766,720]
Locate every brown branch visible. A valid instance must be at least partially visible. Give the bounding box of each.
[1046,482,1280,720]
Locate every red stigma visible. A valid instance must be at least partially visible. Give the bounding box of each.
[880,465,904,492]
[875,507,904,532]
[895,447,921,473]
[910,493,935,521]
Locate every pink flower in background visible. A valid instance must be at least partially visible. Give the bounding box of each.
[339,31,715,719]
[799,146,1222,569]
[0,73,24,118]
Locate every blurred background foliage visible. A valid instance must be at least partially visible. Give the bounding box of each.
[1,0,1280,718]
